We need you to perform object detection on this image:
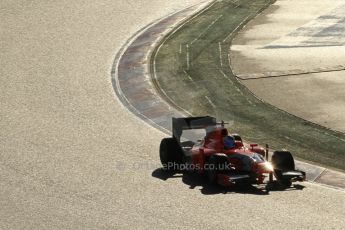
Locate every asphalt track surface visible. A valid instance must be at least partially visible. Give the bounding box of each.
[1,1,345,229]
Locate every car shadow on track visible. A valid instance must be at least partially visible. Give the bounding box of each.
[152,168,305,195]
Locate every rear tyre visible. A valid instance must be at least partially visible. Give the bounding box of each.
[205,155,228,184]
[159,138,183,171]
[272,151,295,188]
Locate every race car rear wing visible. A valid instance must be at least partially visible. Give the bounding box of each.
[172,116,216,142]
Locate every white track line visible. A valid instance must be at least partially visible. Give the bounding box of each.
[223,15,251,43]
[205,95,216,108]
[152,1,216,116]
[190,14,223,44]
[186,44,190,69]
[112,2,214,130]
[218,41,223,67]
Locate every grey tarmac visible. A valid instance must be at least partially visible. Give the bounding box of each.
[1,0,345,229]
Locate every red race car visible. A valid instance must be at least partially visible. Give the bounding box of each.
[160,116,305,190]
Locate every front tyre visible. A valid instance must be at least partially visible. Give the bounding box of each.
[272,151,295,188]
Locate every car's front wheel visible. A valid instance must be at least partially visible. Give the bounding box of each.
[272,151,295,188]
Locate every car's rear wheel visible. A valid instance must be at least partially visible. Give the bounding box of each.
[205,155,229,184]
[271,151,295,187]
[159,138,183,171]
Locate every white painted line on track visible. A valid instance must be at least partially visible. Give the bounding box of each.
[223,1,272,43]
[218,69,232,83]
[223,15,251,43]
[152,1,216,117]
[205,95,216,108]
[306,181,345,192]
[112,2,214,131]
[186,44,190,69]
[218,42,223,67]
[237,66,345,80]
[183,70,198,87]
[190,14,223,45]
